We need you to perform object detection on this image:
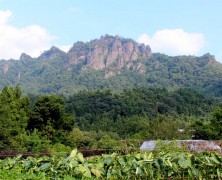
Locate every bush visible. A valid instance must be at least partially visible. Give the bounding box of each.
[49,143,71,155]
[97,135,119,149]
[18,129,52,153]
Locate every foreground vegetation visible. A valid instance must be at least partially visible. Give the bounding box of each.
[0,149,221,179]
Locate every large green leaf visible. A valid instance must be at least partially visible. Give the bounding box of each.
[76,164,91,178]
[39,163,51,171]
[178,156,191,169]
[91,167,101,177]
[104,157,113,166]
[23,160,32,168]
[210,153,222,164]
[69,149,78,158]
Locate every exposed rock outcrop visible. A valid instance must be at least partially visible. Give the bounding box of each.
[20,53,33,61]
[2,64,9,74]
[67,35,151,70]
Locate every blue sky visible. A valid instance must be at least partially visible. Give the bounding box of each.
[1,0,222,62]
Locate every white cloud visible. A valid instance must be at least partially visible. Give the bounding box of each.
[0,10,54,60]
[0,9,12,25]
[138,29,205,55]
[57,45,72,52]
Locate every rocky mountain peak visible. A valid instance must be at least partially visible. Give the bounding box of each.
[202,53,216,64]
[39,46,66,60]
[67,35,151,70]
[20,53,33,61]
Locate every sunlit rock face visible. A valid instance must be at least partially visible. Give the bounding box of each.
[67,35,151,70]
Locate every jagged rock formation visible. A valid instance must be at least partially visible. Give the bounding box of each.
[67,35,151,70]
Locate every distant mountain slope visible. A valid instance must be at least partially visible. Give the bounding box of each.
[0,35,222,96]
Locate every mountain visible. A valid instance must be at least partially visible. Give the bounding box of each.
[1,35,222,96]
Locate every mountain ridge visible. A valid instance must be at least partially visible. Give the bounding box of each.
[0,35,222,96]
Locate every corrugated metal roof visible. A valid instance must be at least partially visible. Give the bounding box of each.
[140,140,221,153]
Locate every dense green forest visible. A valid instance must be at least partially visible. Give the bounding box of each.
[0,85,221,152]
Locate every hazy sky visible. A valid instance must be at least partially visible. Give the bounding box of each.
[1,0,222,62]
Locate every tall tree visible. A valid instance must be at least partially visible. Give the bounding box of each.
[192,107,222,140]
[210,107,222,139]
[0,85,30,150]
[28,95,73,143]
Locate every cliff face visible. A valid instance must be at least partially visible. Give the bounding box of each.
[67,35,151,70]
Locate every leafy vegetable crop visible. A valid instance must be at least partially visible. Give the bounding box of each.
[0,149,221,179]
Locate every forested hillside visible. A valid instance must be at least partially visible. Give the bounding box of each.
[66,88,216,131]
[0,35,222,96]
[0,86,221,152]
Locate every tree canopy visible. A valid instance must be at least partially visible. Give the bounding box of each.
[0,85,30,150]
